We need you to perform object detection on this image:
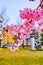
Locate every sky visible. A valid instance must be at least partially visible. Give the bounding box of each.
[0,0,40,26]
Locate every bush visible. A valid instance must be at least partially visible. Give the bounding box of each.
[2,44,7,48]
[40,33,43,45]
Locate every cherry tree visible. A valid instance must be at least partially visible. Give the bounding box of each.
[5,0,43,51]
[29,0,43,9]
[19,0,43,50]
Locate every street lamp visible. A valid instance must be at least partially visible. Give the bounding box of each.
[0,16,3,47]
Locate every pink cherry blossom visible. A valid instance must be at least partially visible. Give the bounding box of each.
[5,8,43,51]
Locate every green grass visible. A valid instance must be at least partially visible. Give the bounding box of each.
[0,48,43,65]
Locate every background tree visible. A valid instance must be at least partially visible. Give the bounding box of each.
[0,7,9,27]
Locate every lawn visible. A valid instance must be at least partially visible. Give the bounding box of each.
[0,48,43,65]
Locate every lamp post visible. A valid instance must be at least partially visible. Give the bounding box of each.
[30,29,36,50]
[0,16,3,47]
